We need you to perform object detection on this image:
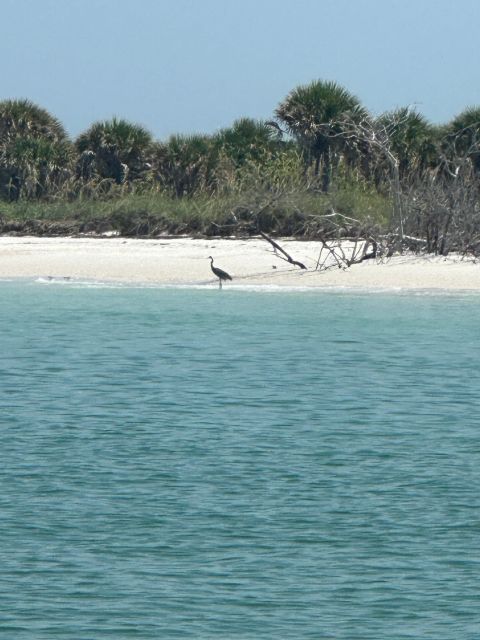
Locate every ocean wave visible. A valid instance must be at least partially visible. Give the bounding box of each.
[27,276,480,297]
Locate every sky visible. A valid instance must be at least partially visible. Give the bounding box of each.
[2,0,480,140]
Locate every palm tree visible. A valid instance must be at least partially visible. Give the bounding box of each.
[214,117,280,167]
[152,134,219,197]
[75,117,153,184]
[0,99,71,200]
[275,80,368,191]
[446,106,480,172]
[376,107,438,181]
[0,98,67,142]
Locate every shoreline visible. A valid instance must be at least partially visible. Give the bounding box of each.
[1,235,480,291]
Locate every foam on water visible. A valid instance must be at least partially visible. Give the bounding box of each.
[30,274,480,296]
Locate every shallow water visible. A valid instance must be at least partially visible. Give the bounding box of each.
[1,280,480,638]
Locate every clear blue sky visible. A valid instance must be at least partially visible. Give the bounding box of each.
[2,0,479,139]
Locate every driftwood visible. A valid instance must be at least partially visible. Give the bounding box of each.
[315,235,383,271]
[259,231,307,269]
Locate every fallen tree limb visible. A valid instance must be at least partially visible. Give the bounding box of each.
[259,231,307,269]
[314,236,381,271]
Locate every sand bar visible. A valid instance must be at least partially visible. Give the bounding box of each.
[1,235,480,291]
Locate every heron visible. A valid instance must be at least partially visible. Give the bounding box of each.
[208,256,232,289]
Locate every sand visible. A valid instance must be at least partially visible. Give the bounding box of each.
[1,235,480,291]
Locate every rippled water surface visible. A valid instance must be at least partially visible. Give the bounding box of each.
[2,281,480,638]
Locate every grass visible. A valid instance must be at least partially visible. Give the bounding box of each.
[0,180,393,237]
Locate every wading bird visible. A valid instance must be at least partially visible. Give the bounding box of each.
[208,256,232,289]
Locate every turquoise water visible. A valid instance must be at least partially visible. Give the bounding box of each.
[1,280,480,639]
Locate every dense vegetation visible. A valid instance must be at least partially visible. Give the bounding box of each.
[1,81,480,255]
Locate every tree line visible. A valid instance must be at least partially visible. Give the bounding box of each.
[1,80,480,254]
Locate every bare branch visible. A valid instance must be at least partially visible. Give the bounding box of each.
[259,231,307,269]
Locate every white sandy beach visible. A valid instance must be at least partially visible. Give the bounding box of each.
[1,235,480,291]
